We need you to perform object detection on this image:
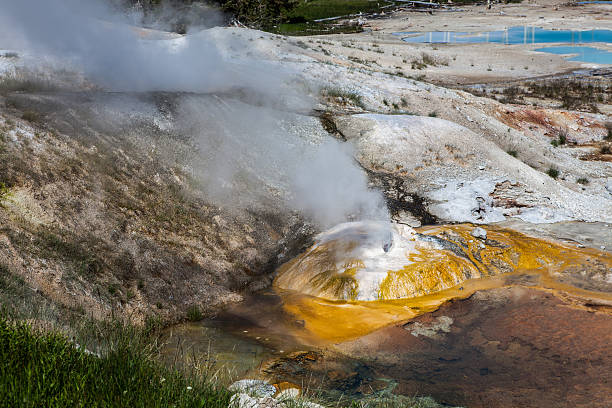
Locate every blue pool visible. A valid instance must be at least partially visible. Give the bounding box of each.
[535,46,612,64]
[395,26,612,44]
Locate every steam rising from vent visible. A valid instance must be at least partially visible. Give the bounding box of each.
[0,0,286,97]
[177,97,389,227]
[0,0,390,228]
[290,141,389,227]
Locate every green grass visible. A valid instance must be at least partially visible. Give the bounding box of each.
[273,0,393,35]
[550,130,568,147]
[274,21,363,36]
[0,70,57,95]
[0,182,10,206]
[605,122,612,141]
[0,317,232,408]
[186,305,204,322]
[0,131,6,154]
[323,88,366,109]
[287,0,392,21]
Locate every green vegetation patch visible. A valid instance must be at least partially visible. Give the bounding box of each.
[0,70,57,95]
[287,0,391,21]
[186,305,204,322]
[0,182,10,206]
[323,87,366,109]
[275,21,362,35]
[272,0,395,35]
[0,317,231,408]
[605,122,612,141]
[546,167,559,179]
[576,177,589,185]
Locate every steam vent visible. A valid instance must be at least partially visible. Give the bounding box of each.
[275,221,612,301]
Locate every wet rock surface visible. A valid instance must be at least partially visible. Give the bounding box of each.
[275,222,612,301]
[335,287,612,408]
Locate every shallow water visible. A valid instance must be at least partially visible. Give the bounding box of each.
[534,46,612,64]
[162,321,274,381]
[395,26,612,45]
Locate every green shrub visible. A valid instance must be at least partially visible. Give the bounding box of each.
[550,129,568,147]
[576,177,589,185]
[411,59,427,70]
[605,122,612,141]
[421,53,441,66]
[507,150,518,157]
[323,88,365,109]
[558,132,567,145]
[428,112,438,118]
[547,167,559,179]
[0,182,9,206]
[186,305,204,322]
[21,111,40,123]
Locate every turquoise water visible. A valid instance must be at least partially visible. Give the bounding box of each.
[577,1,612,4]
[396,26,612,44]
[535,46,612,64]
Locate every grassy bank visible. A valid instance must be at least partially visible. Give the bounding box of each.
[0,317,231,408]
[273,0,393,35]
[287,0,390,21]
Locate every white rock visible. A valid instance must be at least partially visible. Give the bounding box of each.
[229,380,276,398]
[229,394,283,408]
[470,227,487,240]
[229,394,259,408]
[606,180,612,194]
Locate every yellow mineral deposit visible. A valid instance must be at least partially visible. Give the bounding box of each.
[274,222,612,343]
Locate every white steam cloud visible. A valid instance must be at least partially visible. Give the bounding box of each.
[0,0,285,96]
[0,0,389,228]
[177,96,389,227]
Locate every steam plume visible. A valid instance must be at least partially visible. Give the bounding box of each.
[0,0,389,228]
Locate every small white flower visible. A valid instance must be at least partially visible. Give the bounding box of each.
[186,386,193,390]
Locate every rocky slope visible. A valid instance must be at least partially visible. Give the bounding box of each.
[0,91,315,323]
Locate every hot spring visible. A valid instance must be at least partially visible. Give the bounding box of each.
[275,221,612,302]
